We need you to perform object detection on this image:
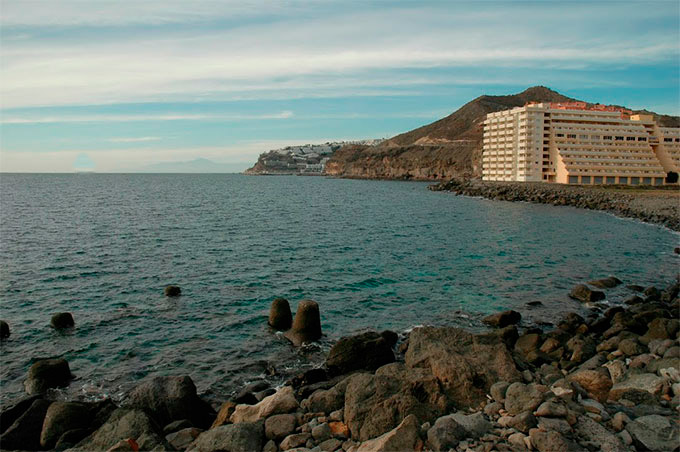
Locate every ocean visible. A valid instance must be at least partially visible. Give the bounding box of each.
[0,173,677,404]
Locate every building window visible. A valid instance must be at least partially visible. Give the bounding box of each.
[603,136,612,140]
[630,177,640,185]
[664,138,673,142]
[654,177,664,185]
[569,176,578,184]
[638,137,647,141]
[643,177,652,185]
[619,177,628,184]
[556,133,564,137]
[582,176,591,184]
[606,176,616,184]
[594,176,603,184]
[615,136,624,141]
[626,137,636,141]
[567,134,576,139]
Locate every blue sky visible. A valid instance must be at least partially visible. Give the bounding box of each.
[1,0,678,172]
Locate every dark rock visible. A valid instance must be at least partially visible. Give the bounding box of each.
[526,301,544,307]
[643,286,661,301]
[558,313,585,332]
[255,388,276,401]
[165,427,203,450]
[269,297,293,331]
[493,325,519,350]
[426,414,467,451]
[50,312,75,329]
[164,285,181,296]
[265,413,297,441]
[326,331,395,376]
[234,390,258,405]
[54,428,90,451]
[627,284,645,292]
[379,330,399,347]
[40,402,93,449]
[482,310,521,328]
[569,284,605,303]
[0,399,50,451]
[24,358,73,395]
[123,375,216,429]
[163,419,193,434]
[73,408,166,451]
[0,320,9,338]
[507,411,537,433]
[625,295,644,305]
[0,395,41,434]
[674,247,680,254]
[587,276,622,289]
[626,414,679,452]
[291,367,328,389]
[284,300,322,346]
[529,429,579,452]
[640,318,680,344]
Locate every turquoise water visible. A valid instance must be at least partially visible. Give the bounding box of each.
[0,174,677,404]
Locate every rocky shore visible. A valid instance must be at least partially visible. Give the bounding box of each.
[1,276,678,452]
[429,179,680,232]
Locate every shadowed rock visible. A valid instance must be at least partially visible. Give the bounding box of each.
[284,300,322,346]
[588,276,622,289]
[268,297,292,331]
[569,284,605,303]
[326,331,395,376]
[483,310,521,328]
[0,320,9,338]
[51,313,74,330]
[24,358,73,395]
[164,285,181,297]
[0,399,51,450]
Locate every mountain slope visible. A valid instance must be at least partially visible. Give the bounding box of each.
[325,86,679,180]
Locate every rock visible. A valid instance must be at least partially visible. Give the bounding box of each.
[55,428,91,450]
[24,358,73,395]
[575,416,627,452]
[580,398,605,415]
[319,438,343,452]
[326,332,395,376]
[483,401,502,416]
[507,411,537,433]
[165,285,181,296]
[0,399,51,450]
[625,295,644,305]
[611,412,630,431]
[537,417,571,435]
[426,414,467,451]
[211,401,237,428]
[280,432,312,450]
[379,330,398,347]
[284,300,322,346]
[256,389,276,401]
[504,382,546,415]
[609,373,665,400]
[71,408,166,452]
[565,335,596,363]
[617,337,645,356]
[508,432,527,449]
[166,427,203,450]
[356,415,420,452]
[569,284,605,303]
[588,276,622,289]
[603,360,626,384]
[534,401,567,417]
[482,310,521,328]
[263,439,277,452]
[529,429,578,452]
[490,381,510,403]
[405,326,521,408]
[643,286,661,300]
[0,320,10,338]
[266,414,297,441]
[164,419,193,434]
[123,375,215,429]
[301,379,349,414]
[567,369,612,403]
[446,412,490,438]
[312,423,332,442]
[291,368,328,389]
[188,421,264,452]
[40,401,93,449]
[640,318,680,344]
[558,313,585,332]
[514,333,544,364]
[626,414,678,452]
[329,410,343,422]
[0,394,41,434]
[231,385,299,423]
[51,312,75,329]
[269,298,293,331]
[103,438,140,452]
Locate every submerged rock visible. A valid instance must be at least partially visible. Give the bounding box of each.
[569,284,605,303]
[285,300,322,346]
[269,297,293,331]
[24,358,73,395]
[50,312,74,330]
[164,285,181,297]
[0,320,10,338]
[588,276,622,289]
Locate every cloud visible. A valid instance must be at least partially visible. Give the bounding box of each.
[107,136,162,143]
[2,111,294,124]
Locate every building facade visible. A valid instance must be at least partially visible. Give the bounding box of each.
[482,102,680,185]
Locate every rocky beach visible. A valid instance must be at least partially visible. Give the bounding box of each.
[1,275,679,452]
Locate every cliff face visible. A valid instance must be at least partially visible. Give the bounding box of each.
[325,86,679,181]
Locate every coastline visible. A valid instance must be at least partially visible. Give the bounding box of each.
[429,179,680,232]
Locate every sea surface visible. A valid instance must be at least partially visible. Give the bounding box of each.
[0,173,678,405]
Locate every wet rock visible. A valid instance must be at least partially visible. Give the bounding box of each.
[626,414,678,452]
[569,284,605,303]
[482,310,521,328]
[164,285,181,296]
[269,297,293,331]
[566,369,612,403]
[504,382,546,415]
[280,432,312,450]
[285,300,322,346]
[265,414,297,441]
[588,277,622,289]
[71,408,166,452]
[0,320,10,338]
[0,394,41,434]
[426,414,467,451]
[211,401,237,428]
[326,331,395,376]
[123,375,215,429]
[164,419,193,434]
[0,399,50,451]
[24,358,73,395]
[188,421,264,452]
[51,312,75,329]
[356,415,420,452]
[231,385,299,423]
[40,401,93,449]
[166,427,203,450]
[609,373,665,400]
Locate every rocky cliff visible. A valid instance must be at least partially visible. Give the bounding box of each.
[325,86,680,181]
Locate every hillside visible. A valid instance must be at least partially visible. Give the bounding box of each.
[325,86,679,180]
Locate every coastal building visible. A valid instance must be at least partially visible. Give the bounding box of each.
[482,102,680,185]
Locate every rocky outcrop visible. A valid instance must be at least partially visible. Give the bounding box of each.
[325,331,395,376]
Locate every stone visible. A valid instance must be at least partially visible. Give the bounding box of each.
[319,438,343,452]
[508,432,527,449]
[565,335,596,363]
[558,313,586,332]
[447,412,490,438]
[529,429,578,452]
[55,428,91,450]
[534,401,567,417]
[231,385,299,423]
[482,310,521,328]
[264,439,278,452]
[166,427,203,450]
[514,333,545,364]
[266,413,297,441]
[643,286,661,300]
[329,410,343,422]
[291,368,328,389]
[575,416,627,452]
[490,381,510,403]
[566,369,612,403]
[569,284,605,303]
[603,360,626,384]
[312,423,332,442]
[72,408,166,452]
[663,346,680,359]
[326,332,395,376]
[164,419,193,434]
[0,394,41,434]
[609,373,665,400]
[483,401,502,417]
[188,421,264,452]
[211,401,237,428]
[24,358,73,395]
[537,417,571,435]
[626,414,678,452]
[302,380,349,414]
[123,375,215,429]
[0,399,51,451]
[285,300,322,346]
[51,312,75,329]
[588,277,622,289]
[426,414,467,451]
[379,330,399,347]
[580,398,604,415]
[507,411,537,433]
[269,297,293,331]
[504,382,546,415]
[356,415,420,452]
[165,285,181,296]
[280,432,312,450]
[641,318,680,344]
[0,320,10,338]
[611,412,630,431]
[618,338,645,356]
[40,401,93,449]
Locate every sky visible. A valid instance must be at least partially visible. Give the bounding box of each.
[0,0,678,172]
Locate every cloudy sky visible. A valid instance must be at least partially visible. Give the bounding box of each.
[1,0,678,172]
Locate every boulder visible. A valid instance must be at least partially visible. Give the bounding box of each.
[506,411,537,433]
[0,394,41,434]
[357,414,420,452]
[529,429,579,452]
[534,401,567,418]
[165,285,181,296]
[482,310,521,328]
[166,427,203,450]
[72,408,166,452]
[490,381,510,403]
[284,300,322,346]
[269,297,293,331]
[640,318,680,344]
[265,413,297,441]
[230,385,299,423]
[51,312,75,329]
[187,421,264,452]
[0,320,9,338]
[426,414,467,451]
[609,373,665,400]
[40,401,93,449]
[319,438,343,452]
[405,327,520,408]
[325,331,395,376]
[514,333,547,365]
[312,422,331,442]
[626,414,679,452]
[0,399,51,451]
[587,277,622,289]
[379,330,399,347]
[291,368,328,389]
[567,369,612,403]
[24,358,73,395]
[445,412,490,438]
[574,416,627,452]
[123,375,215,429]
[504,382,546,415]
[301,378,350,414]
[569,284,605,303]
[279,432,311,450]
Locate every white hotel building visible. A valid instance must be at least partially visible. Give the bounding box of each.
[482,102,680,185]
